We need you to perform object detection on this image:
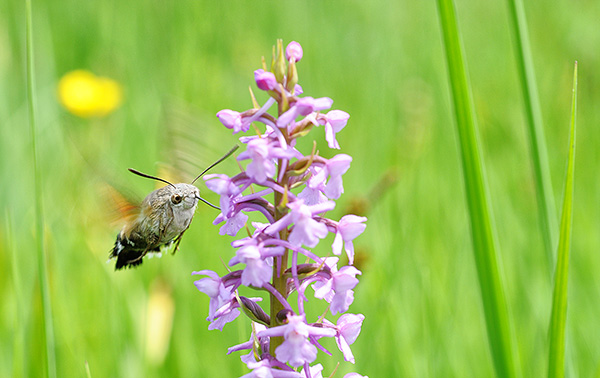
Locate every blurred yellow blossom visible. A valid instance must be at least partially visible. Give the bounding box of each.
[145,279,174,365]
[57,70,122,118]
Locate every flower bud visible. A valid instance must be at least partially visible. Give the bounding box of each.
[216,109,248,134]
[287,59,298,93]
[285,41,303,62]
[276,309,295,325]
[273,39,286,83]
[254,69,278,91]
[239,296,270,326]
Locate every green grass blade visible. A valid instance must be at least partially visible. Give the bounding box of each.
[436,1,519,377]
[506,0,558,270]
[7,212,25,377]
[547,61,578,378]
[25,1,57,377]
[85,361,92,378]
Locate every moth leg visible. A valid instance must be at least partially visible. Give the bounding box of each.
[127,246,151,265]
[157,208,174,245]
[171,229,188,255]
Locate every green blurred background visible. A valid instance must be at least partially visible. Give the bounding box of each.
[1,0,599,377]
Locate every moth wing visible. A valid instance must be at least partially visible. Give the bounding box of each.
[102,183,142,228]
[156,98,240,184]
[60,114,150,246]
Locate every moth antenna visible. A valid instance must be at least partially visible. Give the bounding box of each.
[196,195,220,210]
[128,168,176,188]
[191,144,240,184]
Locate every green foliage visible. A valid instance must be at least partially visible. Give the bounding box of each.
[436,0,519,376]
[507,0,558,270]
[1,1,597,377]
[548,62,577,378]
[25,0,56,376]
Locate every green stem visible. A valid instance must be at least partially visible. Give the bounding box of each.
[547,61,577,378]
[270,134,290,355]
[506,0,558,271]
[25,1,56,377]
[436,0,520,376]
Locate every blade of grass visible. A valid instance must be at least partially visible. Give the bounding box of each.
[25,1,57,377]
[506,0,558,271]
[85,361,92,378]
[547,61,577,378]
[435,1,520,377]
[7,212,25,377]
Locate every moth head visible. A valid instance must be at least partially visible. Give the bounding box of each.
[127,145,239,212]
[169,184,201,210]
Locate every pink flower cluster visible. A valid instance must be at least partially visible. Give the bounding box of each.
[194,40,368,378]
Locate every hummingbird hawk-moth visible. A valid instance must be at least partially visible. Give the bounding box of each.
[109,145,238,270]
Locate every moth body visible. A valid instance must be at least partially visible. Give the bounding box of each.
[110,183,200,270]
[108,144,239,271]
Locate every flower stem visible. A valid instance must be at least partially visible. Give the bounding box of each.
[25,1,56,377]
[270,131,290,354]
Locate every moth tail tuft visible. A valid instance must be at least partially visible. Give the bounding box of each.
[110,235,145,270]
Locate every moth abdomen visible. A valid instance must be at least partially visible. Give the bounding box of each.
[110,233,161,270]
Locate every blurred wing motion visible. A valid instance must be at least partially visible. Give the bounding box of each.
[102,183,151,270]
[102,183,141,229]
[156,98,238,183]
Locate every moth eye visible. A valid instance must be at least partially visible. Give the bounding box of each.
[171,194,183,204]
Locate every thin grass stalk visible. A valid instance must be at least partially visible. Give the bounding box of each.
[547,61,577,378]
[436,1,519,377]
[25,1,57,377]
[506,0,558,271]
[7,213,25,377]
[85,361,92,378]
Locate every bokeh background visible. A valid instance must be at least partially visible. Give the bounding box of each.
[1,0,599,377]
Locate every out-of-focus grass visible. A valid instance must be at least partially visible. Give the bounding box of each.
[25,0,56,376]
[548,61,577,378]
[1,1,599,377]
[437,0,519,376]
[506,0,558,270]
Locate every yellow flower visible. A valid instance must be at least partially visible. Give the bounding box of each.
[57,70,122,118]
